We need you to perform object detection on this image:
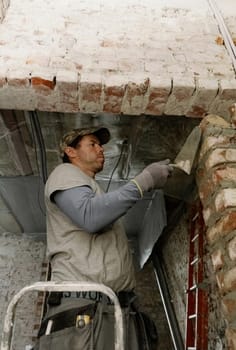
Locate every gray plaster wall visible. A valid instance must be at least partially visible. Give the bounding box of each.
[0,233,45,349]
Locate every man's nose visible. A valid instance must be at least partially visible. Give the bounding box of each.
[96,144,104,152]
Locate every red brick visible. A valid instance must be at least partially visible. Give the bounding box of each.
[187,105,207,118]
[145,85,170,115]
[199,135,230,161]
[206,148,236,169]
[206,211,236,244]
[197,172,214,202]
[103,85,125,114]
[222,296,236,321]
[213,167,236,184]
[211,249,224,272]
[215,189,236,212]
[31,76,56,91]
[221,267,236,293]
[80,82,102,112]
[0,76,6,87]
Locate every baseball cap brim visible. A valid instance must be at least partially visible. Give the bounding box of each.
[60,127,110,157]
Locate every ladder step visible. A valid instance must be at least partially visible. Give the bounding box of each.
[187,347,196,350]
[190,257,199,265]
[188,314,197,319]
[189,284,197,291]
[191,233,199,242]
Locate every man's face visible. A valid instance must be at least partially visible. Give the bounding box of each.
[72,134,105,175]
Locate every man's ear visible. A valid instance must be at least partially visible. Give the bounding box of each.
[64,146,78,159]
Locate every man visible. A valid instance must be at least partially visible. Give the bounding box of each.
[37,126,173,350]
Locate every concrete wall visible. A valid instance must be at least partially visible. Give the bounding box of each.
[0,233,45,349]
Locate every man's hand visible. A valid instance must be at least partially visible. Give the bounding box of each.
[133,159,173,194]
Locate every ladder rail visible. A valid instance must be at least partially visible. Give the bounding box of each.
[185,214,197,349]
[1,281,124,350]
[185,204,208,350]
[196,214,208,350]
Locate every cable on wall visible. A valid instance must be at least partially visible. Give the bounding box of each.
[105,140,127,192]
[29,111,48,184]
[207,0,236,73]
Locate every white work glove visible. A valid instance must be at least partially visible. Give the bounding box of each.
[133,159,173,193]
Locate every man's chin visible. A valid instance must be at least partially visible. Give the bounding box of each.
[96,163,104,173]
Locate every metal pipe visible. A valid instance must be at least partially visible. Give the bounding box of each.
[152,253,184,350]
[29,111,48,184]
[207,0,236,72]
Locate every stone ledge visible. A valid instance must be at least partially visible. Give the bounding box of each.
[0,70,235,117]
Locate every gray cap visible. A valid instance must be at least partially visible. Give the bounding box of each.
[59,127,110,157]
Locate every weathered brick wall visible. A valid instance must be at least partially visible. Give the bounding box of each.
[0,0,235,117]
[196,112,236,349]
[0,0,10,22]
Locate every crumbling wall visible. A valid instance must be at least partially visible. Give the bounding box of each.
[196,113,236,348]
[0,1,236,116]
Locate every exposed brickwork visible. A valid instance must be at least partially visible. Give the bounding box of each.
[222,294,236,322]
[216,266,236,294]
[205,148,236,170]
[211,248,225,272]
[0,1,236,115]
[196,113,236,349]
[206,211,236,244]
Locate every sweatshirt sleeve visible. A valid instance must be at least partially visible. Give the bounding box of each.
[53,182,141,233]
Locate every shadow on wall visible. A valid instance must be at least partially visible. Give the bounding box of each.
[0,176,46,233]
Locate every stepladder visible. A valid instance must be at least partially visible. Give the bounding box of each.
[1,281,124,350]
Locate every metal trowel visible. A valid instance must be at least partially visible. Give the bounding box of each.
[170,125,202,175]
[164,125,202,202]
